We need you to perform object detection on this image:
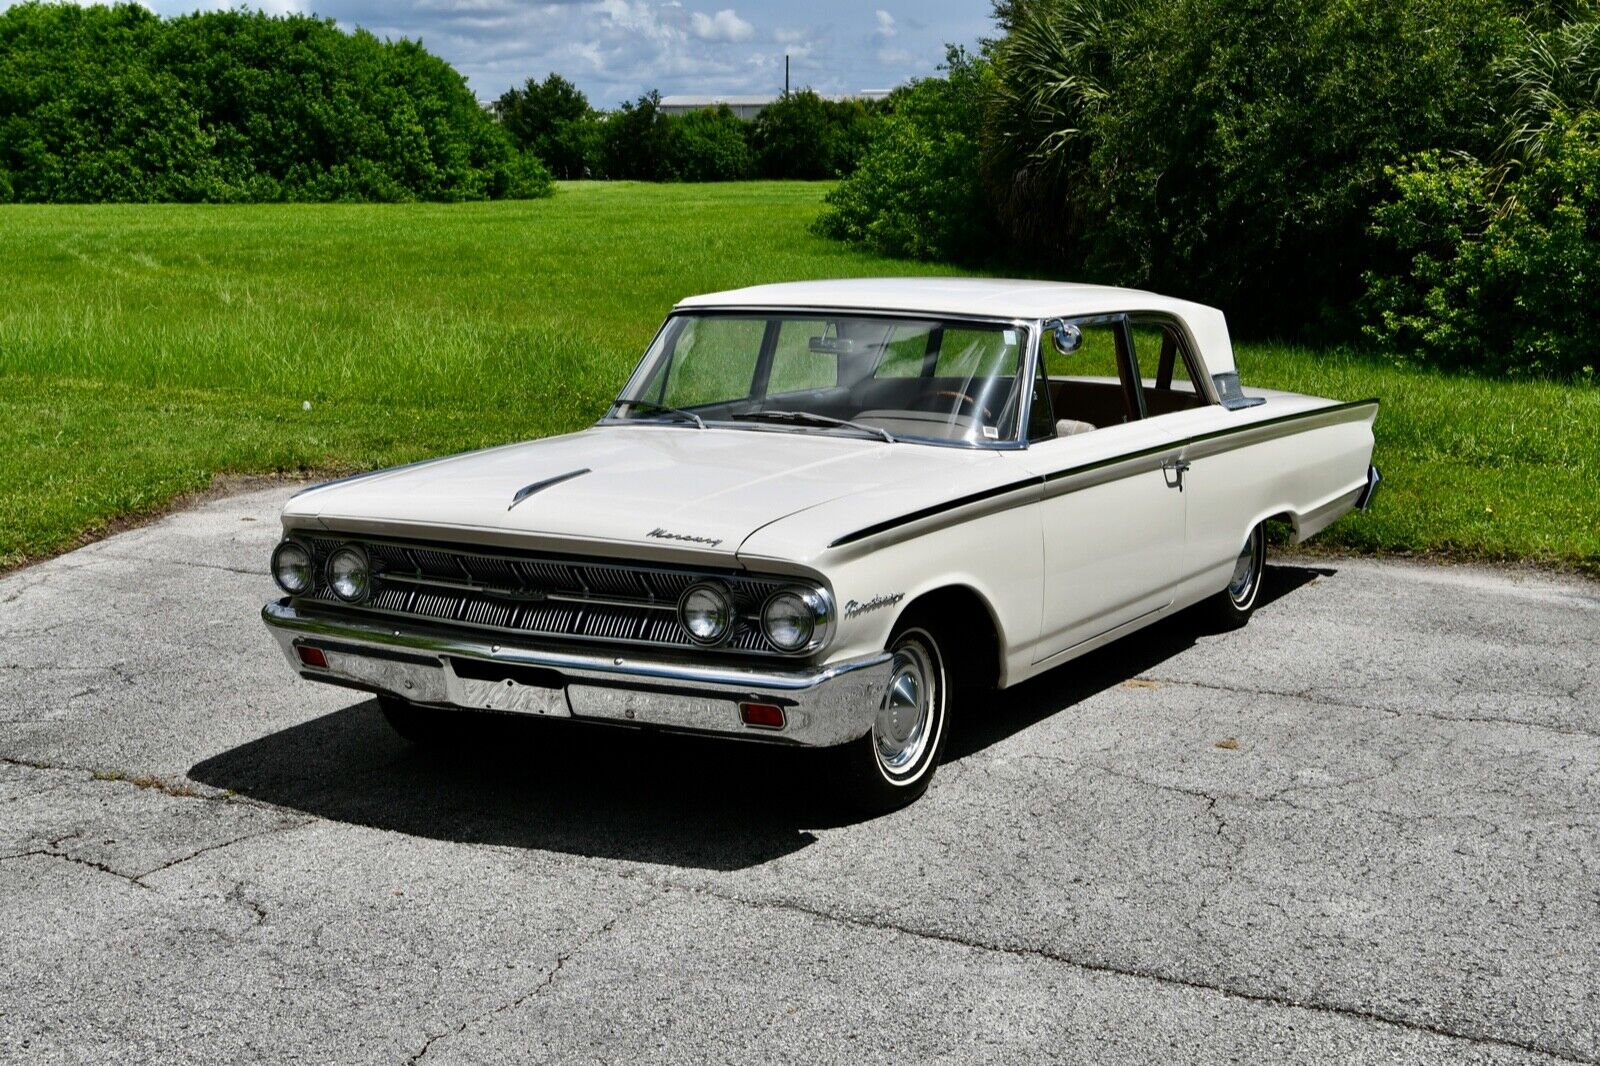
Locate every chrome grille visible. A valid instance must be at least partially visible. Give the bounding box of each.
[297,534,801,656]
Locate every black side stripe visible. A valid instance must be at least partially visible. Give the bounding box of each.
[828,398,1380,548]
[829,476,1043,548]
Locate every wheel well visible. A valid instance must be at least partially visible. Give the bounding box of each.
[1264,510,1297,546]
[894,586,1002,692]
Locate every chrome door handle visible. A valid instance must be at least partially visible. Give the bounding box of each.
[1162,459,1191,491]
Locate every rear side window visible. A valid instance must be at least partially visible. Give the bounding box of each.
[1130,321,1199,393]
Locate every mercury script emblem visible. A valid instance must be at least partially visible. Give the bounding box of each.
[844,593,905,619]
[646,527,723,548]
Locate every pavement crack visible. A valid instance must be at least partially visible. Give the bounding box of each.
[1,847,153,889]
[134,818,308,883]
[225,881,269,926]
[403,899,644,1065]
[685,887,1595,1065]
[1153,676,1600,743]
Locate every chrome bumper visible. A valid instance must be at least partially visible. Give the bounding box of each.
[261,600,891,747]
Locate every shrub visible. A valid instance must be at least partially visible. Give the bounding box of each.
[1363,112,1600,381]
[987,0,1519,332]
[666,106,752,181]
[812,49,996,262]
[748,90,877,179]
[0,2,544,203]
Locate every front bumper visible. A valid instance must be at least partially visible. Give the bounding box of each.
[262,600,891,747]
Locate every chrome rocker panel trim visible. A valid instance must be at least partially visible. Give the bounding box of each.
[262,600,891,747]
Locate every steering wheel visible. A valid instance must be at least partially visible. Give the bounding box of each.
[928,389,995,421]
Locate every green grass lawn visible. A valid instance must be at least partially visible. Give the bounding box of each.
[1,181,1596,572]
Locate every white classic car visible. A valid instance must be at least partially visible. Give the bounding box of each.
[263,278,1379,810]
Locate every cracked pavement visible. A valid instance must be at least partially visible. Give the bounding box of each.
[1,484,1597,1064]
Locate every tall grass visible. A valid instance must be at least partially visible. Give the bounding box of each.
[0,181,1594,571]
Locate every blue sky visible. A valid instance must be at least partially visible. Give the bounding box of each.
[28,1,996,105]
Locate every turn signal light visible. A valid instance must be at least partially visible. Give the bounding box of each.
[739,701,785,729]
[296,645,329,669]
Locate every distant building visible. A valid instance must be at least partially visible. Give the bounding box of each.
[658,91,891,121]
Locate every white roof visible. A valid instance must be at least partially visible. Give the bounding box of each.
[675,278,1237,375]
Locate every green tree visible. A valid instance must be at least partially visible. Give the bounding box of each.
[749,90,842,179]
[493,73,597,178]
[599,91,674,181]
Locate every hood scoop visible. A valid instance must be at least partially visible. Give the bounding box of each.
[507,468,591,511]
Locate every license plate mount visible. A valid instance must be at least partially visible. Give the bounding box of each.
[451,668,572,717]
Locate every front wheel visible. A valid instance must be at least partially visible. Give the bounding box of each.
[1203,522,1266,630]
[831,622,952,815]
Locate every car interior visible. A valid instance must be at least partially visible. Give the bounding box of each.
[625,312,1210,445]
[632,315,1028,443]
[1030,315,1212,441]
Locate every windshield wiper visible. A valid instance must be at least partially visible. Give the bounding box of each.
[731,409,896,443]
[611,398,705,429]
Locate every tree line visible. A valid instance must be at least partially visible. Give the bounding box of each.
[816,0,1600,381]
[0,2,879,204]
[490,75,879,182]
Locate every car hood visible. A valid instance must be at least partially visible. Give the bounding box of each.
[284,425,996,559]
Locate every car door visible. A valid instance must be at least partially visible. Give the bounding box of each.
[1019,313,1190,665]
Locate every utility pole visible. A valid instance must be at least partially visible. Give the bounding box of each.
[784,54,790,97]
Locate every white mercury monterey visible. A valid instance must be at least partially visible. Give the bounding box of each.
[263,278,1380,810]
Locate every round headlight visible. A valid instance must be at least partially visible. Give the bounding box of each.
[271,540,314,595]
[326,546,372,603]
[761,590,817,652]
[678,582,733,645]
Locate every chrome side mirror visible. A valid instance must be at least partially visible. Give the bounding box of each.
[1051,322,1083,355]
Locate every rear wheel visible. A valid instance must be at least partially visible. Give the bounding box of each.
[832,621,953,815]
[1204,522,1266,629]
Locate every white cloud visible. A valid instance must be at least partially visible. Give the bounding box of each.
[690,8,754,43]
[1,0,959,104]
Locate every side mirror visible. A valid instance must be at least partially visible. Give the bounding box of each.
[1051,323,1083,355]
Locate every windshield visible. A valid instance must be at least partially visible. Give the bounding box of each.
[609,313,1030,445]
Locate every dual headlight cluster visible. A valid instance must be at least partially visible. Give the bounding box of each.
[678,581,829,653]
[271,540,370,603]
[272,539,828,654]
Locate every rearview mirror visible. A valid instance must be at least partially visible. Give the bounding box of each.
[809,335,858,355]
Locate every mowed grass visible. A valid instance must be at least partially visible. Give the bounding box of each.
[1,181,1596,571]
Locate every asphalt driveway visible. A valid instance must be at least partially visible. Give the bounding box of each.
[1,484,1597,1064]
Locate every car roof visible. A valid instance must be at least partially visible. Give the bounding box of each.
[674,277,1236,375]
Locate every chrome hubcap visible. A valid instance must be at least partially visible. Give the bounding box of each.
[875,638,937,778]
[1228,526,1264,607]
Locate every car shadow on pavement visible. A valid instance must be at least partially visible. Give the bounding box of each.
[191,563,1329,872]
